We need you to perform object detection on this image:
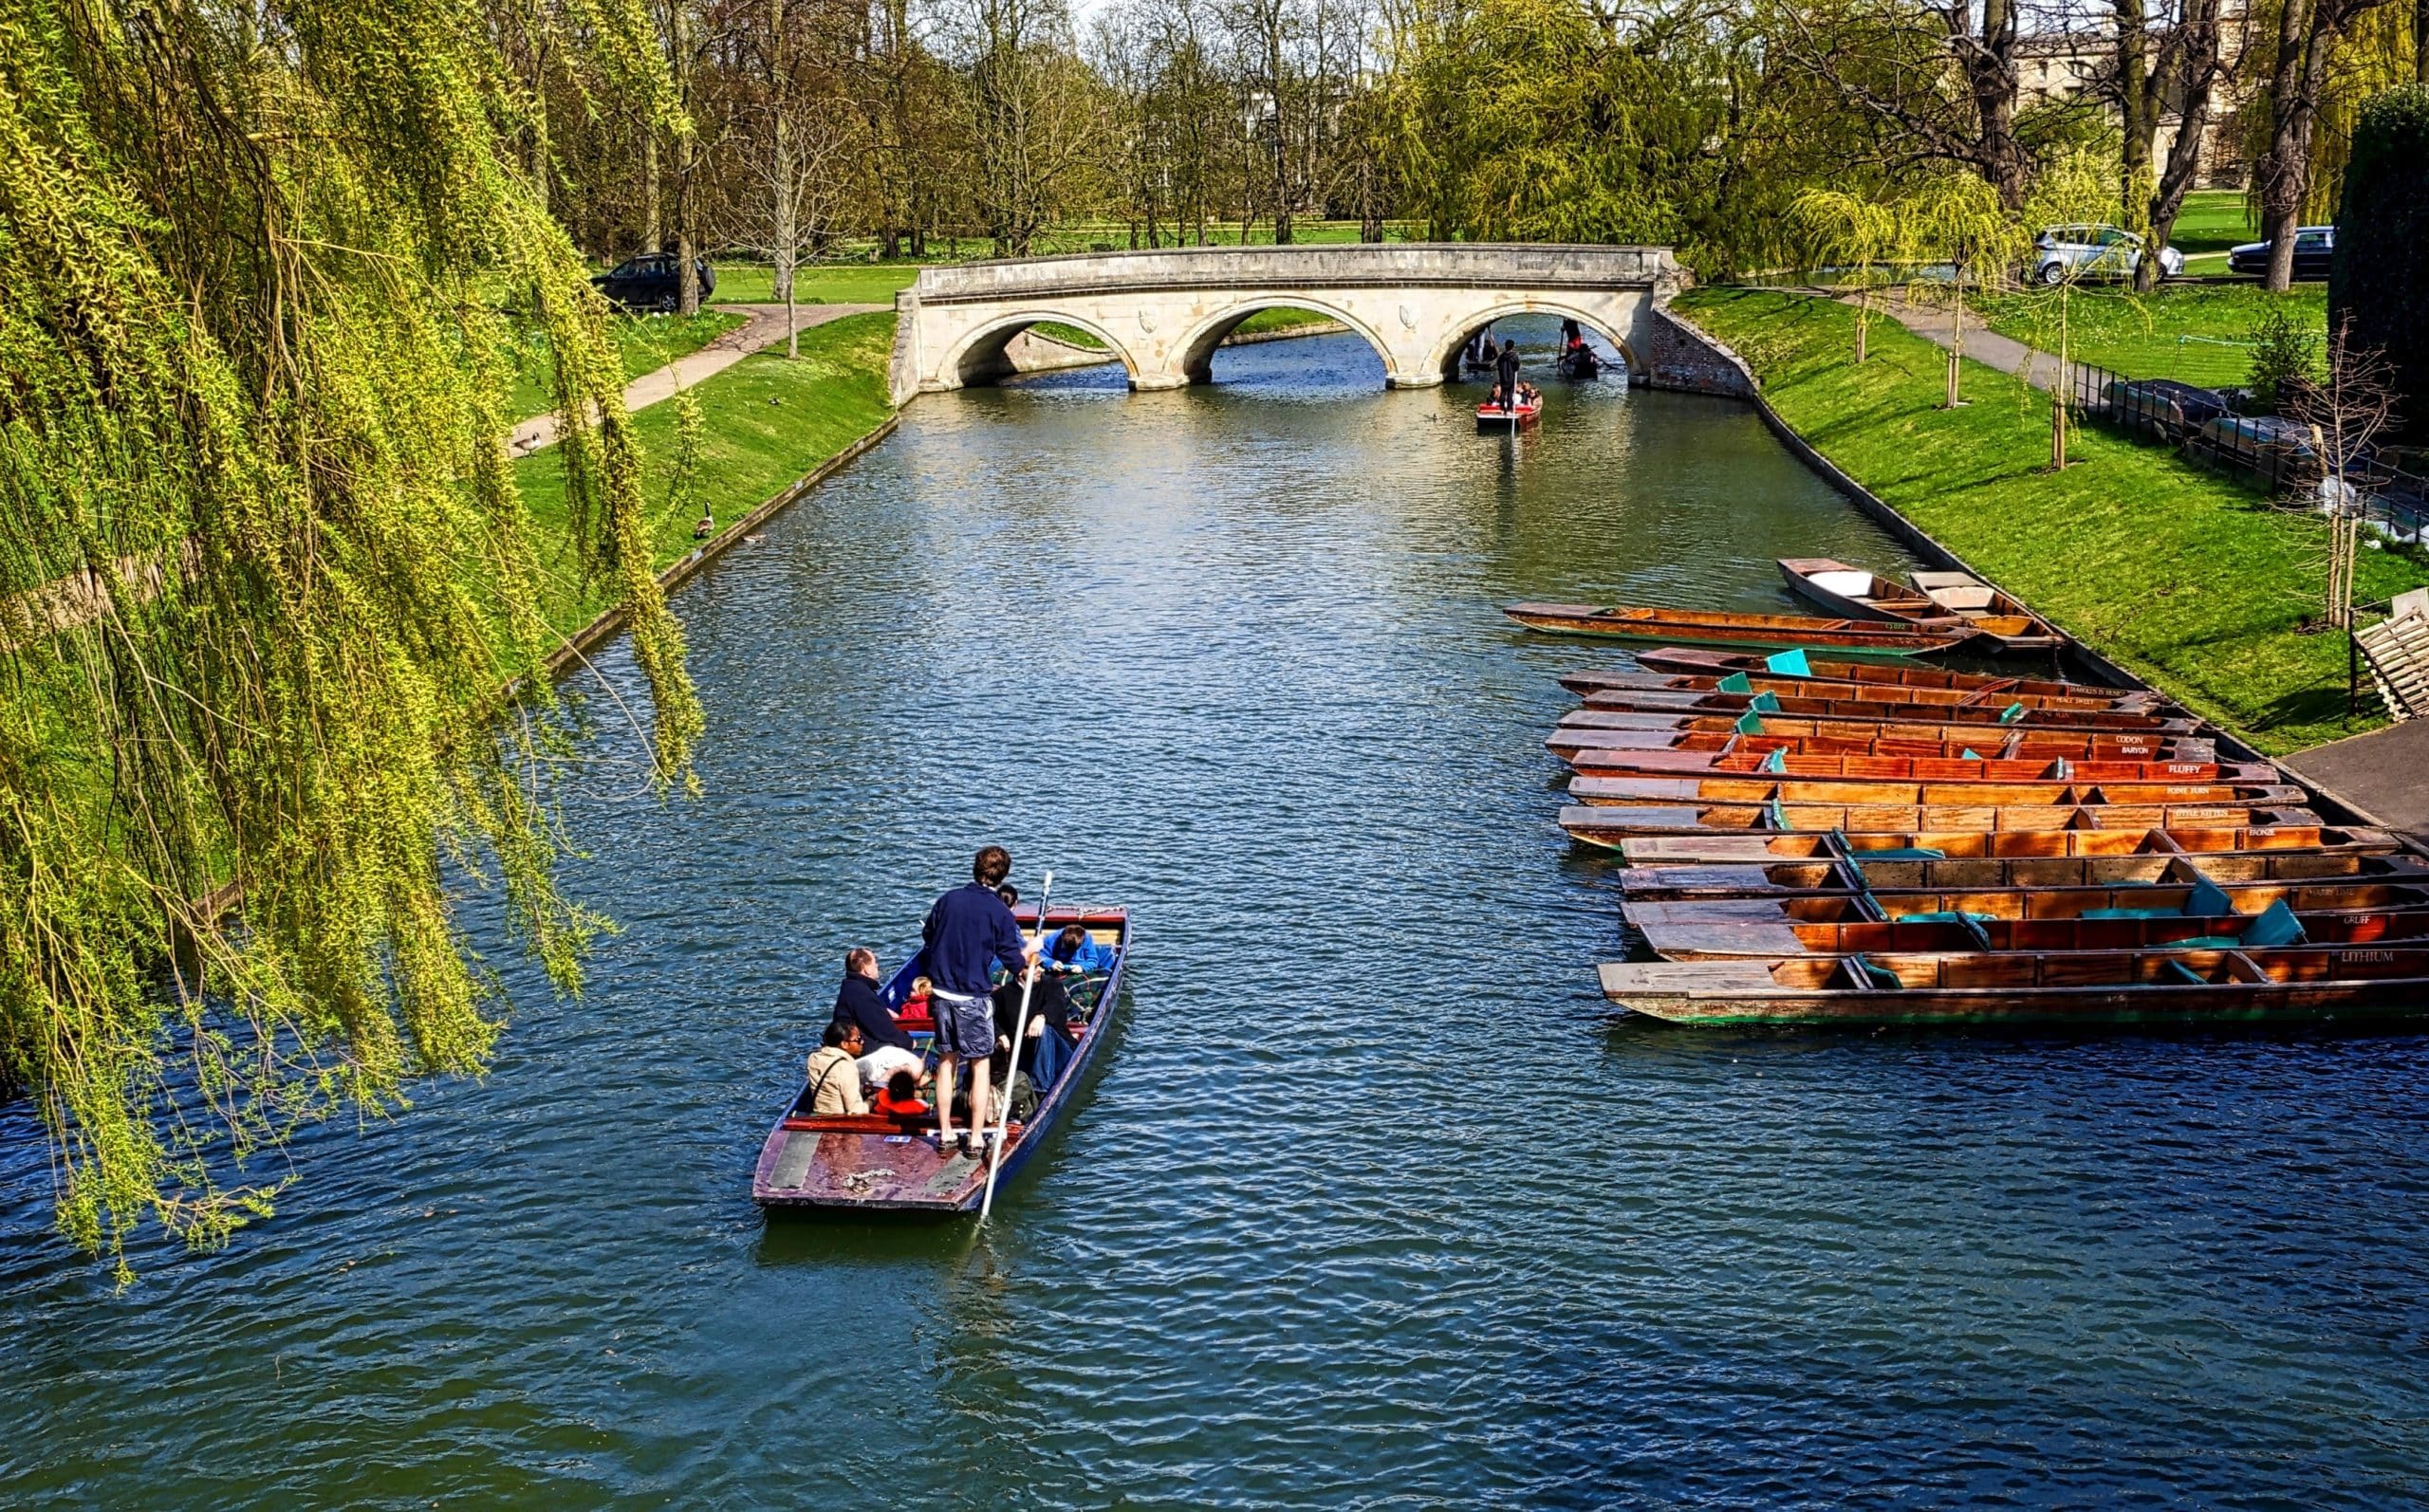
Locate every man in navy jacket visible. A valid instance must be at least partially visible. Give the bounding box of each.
[922,845,1037,1159]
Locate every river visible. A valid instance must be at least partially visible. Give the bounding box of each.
[6,323,2429,1506]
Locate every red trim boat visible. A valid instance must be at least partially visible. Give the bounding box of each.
[1477,397,1542,430]
[752,904,1132,1214]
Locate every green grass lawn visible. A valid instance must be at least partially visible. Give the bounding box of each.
[508,311,742,421]
[513,312,896,638]
[707,262,921,306]
[1969,282,2327,388]
[2167,188,2256,258]
[1677,287,2426,753]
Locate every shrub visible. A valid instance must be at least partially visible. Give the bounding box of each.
[2330,84,2429,439]
[2245,301,2321,413]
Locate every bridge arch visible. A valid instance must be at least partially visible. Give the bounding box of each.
[1432,301,1646,383]
[940,309,1142,389]
[1171,297,1396,385]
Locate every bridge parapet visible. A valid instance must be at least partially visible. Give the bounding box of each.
[891,242,1688,399]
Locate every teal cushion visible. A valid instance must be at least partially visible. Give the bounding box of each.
[2186,876,2234,917]
[1750,691,1781,713]
[2162,959,2207,985]
[2084,906,2184,919]
[2241,897,2308,949]
[1759,747,1786,773]
[1999,701,2026,724]
[1718,671,1753,693]
[1765,648,1813,677]
[1848,953,1905,989]
[1734,710,1765,734]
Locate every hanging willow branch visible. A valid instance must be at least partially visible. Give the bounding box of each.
[0,0,696,1277]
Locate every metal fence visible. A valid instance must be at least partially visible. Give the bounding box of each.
[2062,359,2429,544]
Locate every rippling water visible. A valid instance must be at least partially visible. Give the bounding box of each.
[7,324,2429,1507]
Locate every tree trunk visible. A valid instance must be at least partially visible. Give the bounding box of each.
[1965,0,2029,208]
[2113,0,2158,286]
[2257,0,2343,293]
[672,1,698,316]
[2144,0,2225,289]
[643,122,662,254]
[769,0,797,306]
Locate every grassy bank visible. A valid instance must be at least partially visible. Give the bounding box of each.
[1675,287,2429,754]
[1968,283,2326,388]
[707,262,921,306]
[513,311,896,639]
[509,310,743,420]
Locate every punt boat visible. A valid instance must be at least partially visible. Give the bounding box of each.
[752,905,1131,1213]
[1503,602,1975,657]
[1561,747,2276,786]
[1625,894,2429,960]
[1477,397,1542,430]
[1572,668,2144,716]
[1633,875,2429,921]
[1907,569,2064,652]
[1611,648,2156,709]
[1597,945,2429,1027]
[1546,719,2207,765]
[1611,823,2403,867]
[1780,558,2060,654]
[1569,689,2197,735]
[1614,847,2429,900]
[1567,773,2306,810]
[1557,801,2317,843]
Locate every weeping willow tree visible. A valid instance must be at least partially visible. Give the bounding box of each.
[0,0,701,1277]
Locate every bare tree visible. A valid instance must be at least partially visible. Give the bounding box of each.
[2293,317,2404,627]
[712,0,862,354]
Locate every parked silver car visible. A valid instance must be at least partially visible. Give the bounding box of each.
[2031,225,2184,285]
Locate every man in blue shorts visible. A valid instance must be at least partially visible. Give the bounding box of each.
[923,844,1038,1159]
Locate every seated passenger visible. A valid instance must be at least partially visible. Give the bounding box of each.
[874,1069,931,1121]
[990,964,1072,1082]
[833,947,922,1091]
[1042,924,1114,975]
[804,1021,869,1116]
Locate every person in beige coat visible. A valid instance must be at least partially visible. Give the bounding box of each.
[804,1020,868,1116]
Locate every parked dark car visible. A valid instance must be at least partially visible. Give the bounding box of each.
[2228,225,2334,281]
[2192,413,2316,489]
[593,253,716,312]
[2103,378,2229,442]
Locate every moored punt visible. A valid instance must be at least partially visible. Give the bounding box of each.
[1570,688,2198,735]
[752,905,1131,1213]
[1572,666,2143,716]
[1620,647,2143,706]
[1779,558,2060,654]
[1545,718,2208,764]
[1612,823,2402,866]
[1561,747,2276,785]
[1502,601,1975,657]
[1597,946,2429,1027]
[1558,801,2317,843]
[1626,894,2429,959]
[1615,846,2429,899]
[1567,773,2307,809]
[1906,569,2065,652]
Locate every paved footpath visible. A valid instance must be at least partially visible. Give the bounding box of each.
[510,302,885,455]
[2282,721,2429,840]
[1863,291,2067,390]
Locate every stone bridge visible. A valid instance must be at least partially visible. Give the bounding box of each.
[888,243,1694,399]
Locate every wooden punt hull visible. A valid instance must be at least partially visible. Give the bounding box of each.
[1599,947,2429,1027]
[1571,667,2138,714]
[1559,802,2318,843]
[1615,847,2429,899]
[1624,648,2128,704]
[1476,400,1542,430]
[1503,602,1973,657]
[1627,897,2429,959]
[1612,824,2401,865]
[1906,569,2064,652]
[1562,747,2274,785]
[1546,718,2207,764]
[1568,773,2305,809]
[752,906,1131,1213]
[1779,557,2060,654]
[1570,689,2197,734]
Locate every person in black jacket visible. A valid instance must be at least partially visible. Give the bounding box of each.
[832,948,923,1093]
[1493,341,1523,411]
